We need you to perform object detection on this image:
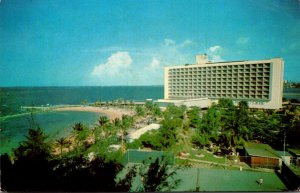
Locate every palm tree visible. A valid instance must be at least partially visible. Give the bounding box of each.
[232,101,252,145]
[120,115,134,142]
[11,128,53,191]
[117,129,124,145]
[65,139,72,152]
[95,100,101,107]
[135,106,145,116]
[56,137,68,157]
[73,122,84,132]
[72,122,89,150]
[113,118,121,127]
[117,98,122,108]
[117,157,181,192]
[98,116,109,127]
[130,100,134,108]
[14,127,52,159]
[81,99,88,106]
[112,100,115,107]
[139,157,181,192]
[121,115,133,129]
[123,99,127,109]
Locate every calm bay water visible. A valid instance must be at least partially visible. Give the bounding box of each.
[0,86,299,155]
[0,111,101,155]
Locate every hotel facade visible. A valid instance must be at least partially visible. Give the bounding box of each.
[160,54,284,109]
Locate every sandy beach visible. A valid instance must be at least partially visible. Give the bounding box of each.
[54,106,135,121]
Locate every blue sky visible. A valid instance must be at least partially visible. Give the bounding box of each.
[1,0,300,86]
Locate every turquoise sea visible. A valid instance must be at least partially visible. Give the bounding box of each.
[0,86,299,155]
[0,111,100,155]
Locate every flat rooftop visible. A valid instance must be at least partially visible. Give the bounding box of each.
[244,142,279,159]
[288,148,300,156]
[276,151,292,157]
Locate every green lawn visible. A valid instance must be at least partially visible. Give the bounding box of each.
[189,149,227,163]
[176,148,242,165]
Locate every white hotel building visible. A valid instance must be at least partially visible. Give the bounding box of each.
[159,54,284,109]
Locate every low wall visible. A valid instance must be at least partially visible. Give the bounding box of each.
[281,162,300,190]
[249,156,279,169]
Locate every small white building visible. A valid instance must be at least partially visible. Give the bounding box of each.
[277,151,292,166]
[157,98,212,108]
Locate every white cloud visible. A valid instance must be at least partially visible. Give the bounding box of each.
[92,51,132,77]
[145,58,160,71]
[280,41,300,54]
[164,38,176,46]
[208,45,221,52]
[289,41,300,51]
[207,45,223,62]
[236,37,249,45]
[149,58,160,69]
[180,39,193,47]
[158,38,195,66]
[89,38,195,85]
[211,55,222,61]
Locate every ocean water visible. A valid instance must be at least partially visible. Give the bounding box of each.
[283,87,300,101]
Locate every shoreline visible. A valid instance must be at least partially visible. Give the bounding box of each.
[0,105,135,122]
[54,106,135,121]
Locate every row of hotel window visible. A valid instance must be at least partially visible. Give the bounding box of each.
[168,72,270,78]
[168,77,270,82]
[168,67,270,72]
[168,80,270,86]
[169,89,269,94]
[168,85,270,90]
[168,63,271,73]
[168,93,270,100]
